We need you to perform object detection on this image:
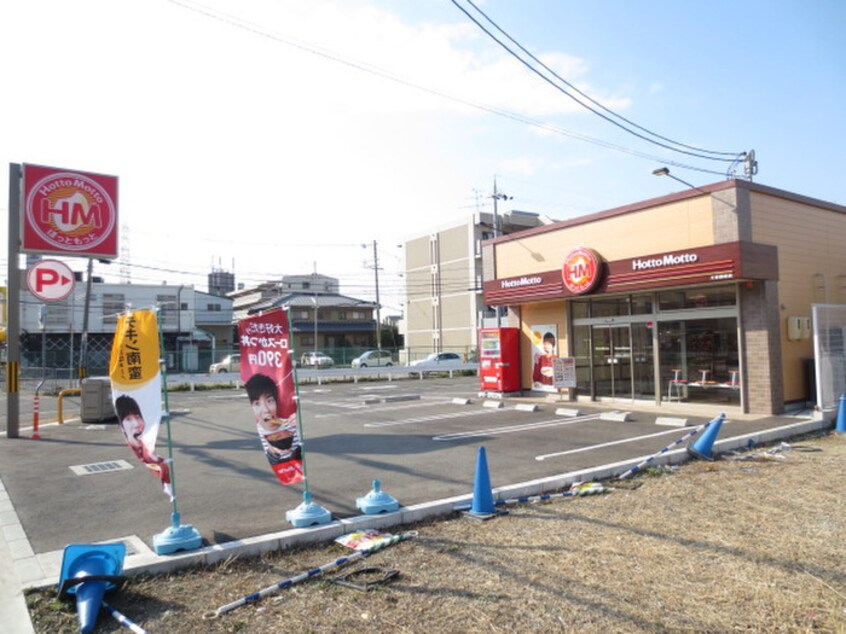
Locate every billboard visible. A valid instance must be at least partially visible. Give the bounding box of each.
[22,163,119,258]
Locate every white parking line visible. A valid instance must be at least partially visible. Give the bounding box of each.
[316,399,456,418]
[433,414,601,442]
[535,427,688,461]
[364,409,496,428]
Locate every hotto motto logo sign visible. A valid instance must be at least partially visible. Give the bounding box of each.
[562,247,602,294]
[22,164,118,258]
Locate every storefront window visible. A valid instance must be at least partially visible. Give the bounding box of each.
[658,287,736,311]
[590,297,630,318]
[631,294,653,315]
[659,317,740,406]
[571,300,589,320]
[572,325,592,395]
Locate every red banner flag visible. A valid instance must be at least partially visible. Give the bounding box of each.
[238,309,304,486]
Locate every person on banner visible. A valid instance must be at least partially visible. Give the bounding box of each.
[245,373,304,485]
[115,395,174,500]
[532,331,557,388]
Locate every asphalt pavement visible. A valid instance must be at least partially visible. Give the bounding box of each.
[0,375,829,632]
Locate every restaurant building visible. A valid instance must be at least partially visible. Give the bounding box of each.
[482,179,846,415]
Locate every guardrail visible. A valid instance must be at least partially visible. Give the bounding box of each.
[166,363,479,389]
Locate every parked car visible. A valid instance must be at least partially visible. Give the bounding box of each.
[351,349,394,367]
[408,352,464,373]
[209,353,240,374]
[300,351,335,367]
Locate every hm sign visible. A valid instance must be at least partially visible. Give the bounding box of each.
[26,259,75,302]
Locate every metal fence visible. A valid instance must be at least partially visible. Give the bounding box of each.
[812,304,846,412]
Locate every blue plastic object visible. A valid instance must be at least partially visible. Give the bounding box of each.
[57,543,126,633]
[153,512,203,555]
[836,394,846,433]
[466,446,498,519]
[286,491,333,527]
[687,413,726,461]
[356,480,400,514]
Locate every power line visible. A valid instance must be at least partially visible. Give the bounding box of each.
[167,0,737,176]
[451,0,745,164]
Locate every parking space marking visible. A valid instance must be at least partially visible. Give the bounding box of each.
[535,427,688,461]
[315,398,457,418]
[364,408,497,428]
[433,414,601,442]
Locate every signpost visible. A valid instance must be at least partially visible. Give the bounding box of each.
[5,163,118,439]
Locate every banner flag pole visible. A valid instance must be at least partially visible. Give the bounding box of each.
[151,307,203,555]
[284,306,332,527]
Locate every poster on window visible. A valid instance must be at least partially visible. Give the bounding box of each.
[238,308,304,486]
[109,309,173,500]
[531,324,559,392]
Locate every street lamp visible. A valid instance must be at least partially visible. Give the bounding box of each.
[652,167,698,190]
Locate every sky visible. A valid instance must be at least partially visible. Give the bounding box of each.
[2,0,844,317]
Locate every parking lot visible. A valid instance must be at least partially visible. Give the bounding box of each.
[0,375,826,582]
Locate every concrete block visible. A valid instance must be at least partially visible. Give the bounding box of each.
[515,403,539,412]
[384,394,420,403]
[555,407,582,417]
[452,398,471,405]
[599,411,632,422]
[483,400,504,409]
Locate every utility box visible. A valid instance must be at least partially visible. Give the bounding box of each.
[81,377,116,423]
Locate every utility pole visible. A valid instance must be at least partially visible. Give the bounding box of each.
[364,241,382,350]
[489,177,512,327]
[373,240,382,350]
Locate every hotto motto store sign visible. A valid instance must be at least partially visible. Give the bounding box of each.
[22,164,119,258]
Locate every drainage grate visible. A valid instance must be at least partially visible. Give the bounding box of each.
[69,460,134,476]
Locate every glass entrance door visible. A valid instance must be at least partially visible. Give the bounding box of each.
[592,325,632,400]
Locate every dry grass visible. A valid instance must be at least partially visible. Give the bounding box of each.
[27,433,846,633]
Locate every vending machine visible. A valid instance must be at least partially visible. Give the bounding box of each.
[479,327,521,393]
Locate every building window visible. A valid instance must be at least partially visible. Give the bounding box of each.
[658,287,736,312]
[102,293,125,324]
[207,303,221,312]
[293,310,309,319]
[45,302,70,328]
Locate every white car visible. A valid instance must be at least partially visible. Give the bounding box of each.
[351,350,394,367]
[408,352,463,372]
[300,351,335,367]
[209,353,240,374]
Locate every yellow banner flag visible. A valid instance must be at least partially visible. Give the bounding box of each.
[109,309,172,500]
[109,309,161,390]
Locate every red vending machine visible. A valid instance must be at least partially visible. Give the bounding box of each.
[479,327,521,393]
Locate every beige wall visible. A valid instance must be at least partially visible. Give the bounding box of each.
[496,197,715,278]
[749,191,846,402]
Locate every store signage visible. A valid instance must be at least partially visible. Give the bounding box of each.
[632,252,699,271]
[500,275,542,289]
[22,164,119,258]
[26,259,75,301]
[562,247,602,294]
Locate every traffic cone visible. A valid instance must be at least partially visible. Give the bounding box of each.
[465,447,499,519]
[687,413,726,461]
[836,394,846,433]
[57,543,126,633]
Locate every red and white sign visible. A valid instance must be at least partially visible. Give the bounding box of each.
[562,247,602,294]
[22,164,119,258]
[26,259,75,301]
